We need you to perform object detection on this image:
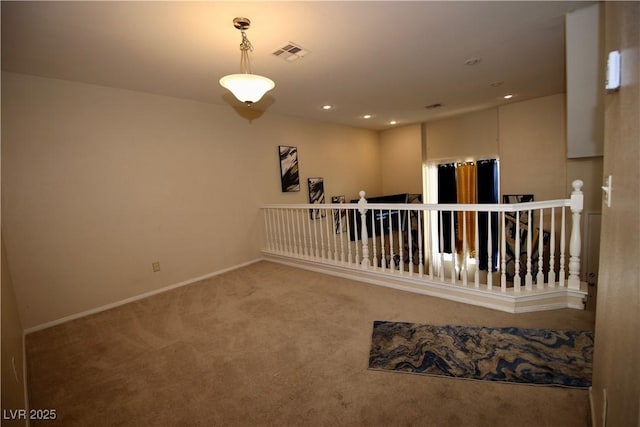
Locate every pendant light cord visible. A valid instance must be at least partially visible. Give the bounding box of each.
[239,30,253,74]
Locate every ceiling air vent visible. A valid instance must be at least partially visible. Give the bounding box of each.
[272,42,310,62]
[425,103,443,110]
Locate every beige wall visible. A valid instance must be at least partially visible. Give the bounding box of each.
[567,157,604,214]
[379,124,422,195]
[591,2,640,426]
[498,94,568,200]
[424,95,592,202]
[384,95,606,210]
[566,3,605,158]
[1,72,380,329]
[1,235,27,426]
[425,108,499,162]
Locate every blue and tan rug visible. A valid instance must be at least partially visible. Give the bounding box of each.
[368,321,594,388]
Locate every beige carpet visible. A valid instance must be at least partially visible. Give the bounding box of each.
[26,261,595,426]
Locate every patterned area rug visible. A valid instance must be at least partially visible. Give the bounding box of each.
[368,321,594,388]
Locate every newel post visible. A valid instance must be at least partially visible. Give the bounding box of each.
[568,180,584,289]
[358,191,370,269]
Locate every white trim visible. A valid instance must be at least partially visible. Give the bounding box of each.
[263,253,586,313]
[24,259,262,334]
[23,332,31,427]
[589,387,596,427]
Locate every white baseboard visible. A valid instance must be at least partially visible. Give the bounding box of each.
[24,259,262,334]
[263,253,587,314]
[23,333,30,427]
[589,386,596,427]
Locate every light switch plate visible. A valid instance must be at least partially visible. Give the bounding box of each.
[602,175,612,208]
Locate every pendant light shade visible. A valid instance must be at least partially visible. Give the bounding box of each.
[219,73,275,105]
[220,17,275,105]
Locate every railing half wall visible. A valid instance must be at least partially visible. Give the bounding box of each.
[261,180,588,312]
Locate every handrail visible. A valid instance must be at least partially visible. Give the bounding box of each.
[262,199,571,212]
[261,180,586,308]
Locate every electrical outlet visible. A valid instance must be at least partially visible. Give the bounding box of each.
[152,262,160,272]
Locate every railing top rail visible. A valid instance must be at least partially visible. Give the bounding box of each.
[262,199,571,212]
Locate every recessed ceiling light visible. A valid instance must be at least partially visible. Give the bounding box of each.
[464,57,482,66]
[389,120,397,125]
[503,94,513,99]
[322,104,332,110]
[363,114,372,119]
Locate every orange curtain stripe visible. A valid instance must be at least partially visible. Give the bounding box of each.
[456,163,477,255]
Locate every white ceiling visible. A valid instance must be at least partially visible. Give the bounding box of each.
[1,1,594,131]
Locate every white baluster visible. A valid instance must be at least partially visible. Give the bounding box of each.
[428,210,434,279]
[287,209,294,254]
[487,211,493,290]
[274,209,283,252]
[514,211,521,292]
[295,209,302,256]
[450,211,456,284]
[537,208,544,289]
[525,209,533,290]
[273,210,280,252]
[345,209,352,263]
[568,180,584,290]
[559,207,566,287]
[358,191,370,269]
[286,209,291,253]
[331,208,338,261]
[306,208,313,257]
[313,209,319,258]
[380,208,386,270]
[282,209,289,254]
[462,212,467,286]
[328,208,334,260]
[271,210,277,252]
[389,209,395,273]
[438,210,444,281]
[319,208,326,260]
[398,210,404,274]
[339,208,345,263]
[417,211,424,276]
[501,211,507,292]
[474,211,480,288]
[371,209,378,268]
[263,210,271,251]
[326,208,333,260]
[352,209,358,264]
[408,210,414,275]
[548,207,556,286]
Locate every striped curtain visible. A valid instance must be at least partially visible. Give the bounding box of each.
[435,159,498,268]
[455,163,477,256]
[477,159,499,271]
[437,163,457,253]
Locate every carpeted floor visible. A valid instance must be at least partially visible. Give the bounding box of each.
[26,261,595,426]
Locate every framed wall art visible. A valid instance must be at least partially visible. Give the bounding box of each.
[308,177,325,219]
[331,195,346,233]
[278,146,299,192]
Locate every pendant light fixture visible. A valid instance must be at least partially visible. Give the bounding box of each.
[219,17,275,106]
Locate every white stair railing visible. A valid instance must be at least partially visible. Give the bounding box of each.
[262,181,585,309]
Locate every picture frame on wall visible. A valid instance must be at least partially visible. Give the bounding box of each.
[308,177,325,219]
[331,195,346,233]
[278,145,300,192]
